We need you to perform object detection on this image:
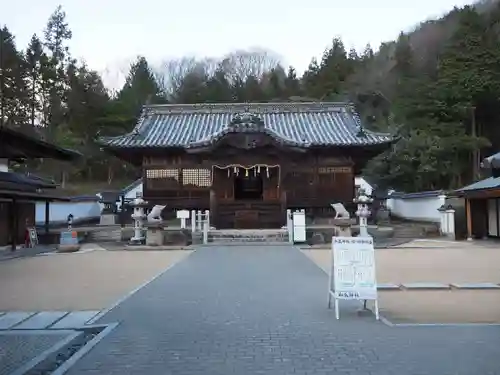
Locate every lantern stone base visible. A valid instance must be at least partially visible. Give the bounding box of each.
[332,218,356,237]
[129,236,145,245]
[99,214,117,226]
[146,223,164,246]
[57,244,81,253]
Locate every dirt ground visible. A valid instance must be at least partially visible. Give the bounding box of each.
[302,242,500,323]
[373,290,500,324]
[302,244,500,284]
[0,250,191,311]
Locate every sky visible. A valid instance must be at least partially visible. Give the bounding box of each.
[3,0,474,90]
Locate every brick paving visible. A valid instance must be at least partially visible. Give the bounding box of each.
[0,332,71,375]
[66,245,500,375]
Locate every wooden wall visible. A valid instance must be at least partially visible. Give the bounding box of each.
[0,201,35,247]
[140,151,355,215]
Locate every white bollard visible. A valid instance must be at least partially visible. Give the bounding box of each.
[205,210,210,229]
[438,207,446,235]
[202,214,208,244]
[191,210,196,233]
[446,208,455,238]
[196,210,202,232]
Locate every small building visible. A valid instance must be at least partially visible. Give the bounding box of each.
[99,102,395,229]
[0,126,80,249]
[456,151,500,239]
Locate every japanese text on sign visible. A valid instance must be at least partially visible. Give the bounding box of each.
[331,236,377,301]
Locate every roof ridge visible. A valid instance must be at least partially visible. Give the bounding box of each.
[98,105,396,149]
[144,102,353,114]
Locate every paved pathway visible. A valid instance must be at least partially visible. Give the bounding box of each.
[67,245,500,375]
[0,310,100,330]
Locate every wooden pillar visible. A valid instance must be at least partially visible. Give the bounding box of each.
[11,199,17,251]
[278,165,286,226]
[209,189,216,229]
[44,201,50,234]
[466,198,473,240]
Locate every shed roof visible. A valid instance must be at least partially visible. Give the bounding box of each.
[99,102,395,149]
[456,177,500,194]
[0,126,81,161]
[0,172,68,201]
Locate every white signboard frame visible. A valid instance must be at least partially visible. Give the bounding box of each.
[292,210,306,243]
[328,236,379,320]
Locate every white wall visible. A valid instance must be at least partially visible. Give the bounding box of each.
[0,159,8,172]
[355,177,373,196]
[35,180,144,225]
[124,182,142,200]
[36,200,101,224]
[386,191,446,223]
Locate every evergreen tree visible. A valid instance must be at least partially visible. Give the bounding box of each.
[25,34,45,127]
[0,26,29,127]
[42,5,73,138]
[117,56,166,115]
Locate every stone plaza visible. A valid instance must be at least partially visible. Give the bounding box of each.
[1,243,498,375]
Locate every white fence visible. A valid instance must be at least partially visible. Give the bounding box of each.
[386,190,446,223]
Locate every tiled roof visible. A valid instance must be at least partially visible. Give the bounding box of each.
[456,177,500,193]
[0,172,57,190]
[481,151,500,169]
[1,126,81,161]
[100,102,395,149]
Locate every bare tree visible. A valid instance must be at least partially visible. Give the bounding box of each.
[220,48,282,83]
[154,57,199,97]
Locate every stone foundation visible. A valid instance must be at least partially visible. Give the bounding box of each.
[146,224,164,246]
[99,214,117,226]
[305,226,394,245]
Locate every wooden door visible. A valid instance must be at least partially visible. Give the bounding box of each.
[263,167,280,201]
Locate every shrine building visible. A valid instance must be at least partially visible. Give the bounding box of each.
[0,126,81,249]
[99,102,395,229]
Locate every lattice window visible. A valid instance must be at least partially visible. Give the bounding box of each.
[318,166,351,174]
[182,169,211,187]
[146,169,179,190]
[146,169,179,179]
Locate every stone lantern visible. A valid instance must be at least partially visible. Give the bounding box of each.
[129,192,149,245]
[354,188,373,237]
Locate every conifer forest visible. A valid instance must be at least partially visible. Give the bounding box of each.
[2,2,500,193]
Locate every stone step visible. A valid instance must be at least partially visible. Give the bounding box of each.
[87,229,122,242]
[206,230,289,244]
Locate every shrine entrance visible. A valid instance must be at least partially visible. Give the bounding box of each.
[234,172,263,200]
[211,164,284,229]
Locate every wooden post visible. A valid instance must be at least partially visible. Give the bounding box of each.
[11,199,17,251]
[44,201,50,234]
[466,198,473,240]
[209,189,216,229]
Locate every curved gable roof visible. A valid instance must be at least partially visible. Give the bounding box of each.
[100,102,395,149]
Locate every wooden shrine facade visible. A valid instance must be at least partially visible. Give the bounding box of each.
[101,103,395,229]
[456,152,500,239]
[142,153,356,229]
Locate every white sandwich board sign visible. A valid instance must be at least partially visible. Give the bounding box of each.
[328,236,379,320]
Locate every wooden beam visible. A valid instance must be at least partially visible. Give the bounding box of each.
[44,201,50,234]
[11,199,17,251]
[466,198,472,240]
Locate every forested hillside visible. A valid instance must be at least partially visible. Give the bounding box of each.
[1,2,500,193]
